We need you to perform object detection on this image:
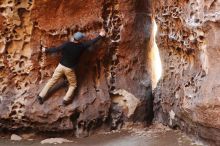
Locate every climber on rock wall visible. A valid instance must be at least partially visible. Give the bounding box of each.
[37,29,106,106]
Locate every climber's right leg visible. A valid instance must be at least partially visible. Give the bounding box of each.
[38,64,64,104]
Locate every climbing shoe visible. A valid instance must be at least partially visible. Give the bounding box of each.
[62,99,71,106]
[37,95,44,105]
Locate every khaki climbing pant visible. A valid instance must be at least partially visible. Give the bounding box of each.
[39,63,77,101]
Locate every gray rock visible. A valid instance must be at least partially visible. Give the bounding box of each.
[40,138,73,144]
[10,134,22,141]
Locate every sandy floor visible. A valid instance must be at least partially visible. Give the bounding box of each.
[0,124,204,146]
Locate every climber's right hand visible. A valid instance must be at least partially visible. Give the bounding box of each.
[99,29,106,37]
[42,47,46,53]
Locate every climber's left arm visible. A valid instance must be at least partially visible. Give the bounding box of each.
[83,29,106,51]
[83,35,103,51]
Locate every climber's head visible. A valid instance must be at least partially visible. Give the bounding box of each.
[71,32,85,43]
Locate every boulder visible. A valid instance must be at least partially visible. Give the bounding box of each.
[0,0,153,136]
[153,0,220,145]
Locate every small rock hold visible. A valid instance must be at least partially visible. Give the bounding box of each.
[40,138,73,144]
[10,134,22,141]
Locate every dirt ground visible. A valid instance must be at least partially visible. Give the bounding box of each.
[0,124,204,146]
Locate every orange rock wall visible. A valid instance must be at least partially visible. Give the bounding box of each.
[153,0,220,145]
[0,0,153,136]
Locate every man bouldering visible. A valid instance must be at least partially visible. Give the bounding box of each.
[37,29,106,106]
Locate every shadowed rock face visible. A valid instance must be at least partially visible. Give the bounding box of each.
[153,0,220,145]
[0,0,153,136]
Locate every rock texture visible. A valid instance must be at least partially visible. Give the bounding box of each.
[153,0,220,145]
[2,0,219,144]
[0,0,152,136]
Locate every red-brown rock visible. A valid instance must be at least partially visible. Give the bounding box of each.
[0,0,152,137]
[153,0,220,145]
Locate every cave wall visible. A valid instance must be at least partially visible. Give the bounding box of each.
[153,0,220,144]
[0,0,153,136]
